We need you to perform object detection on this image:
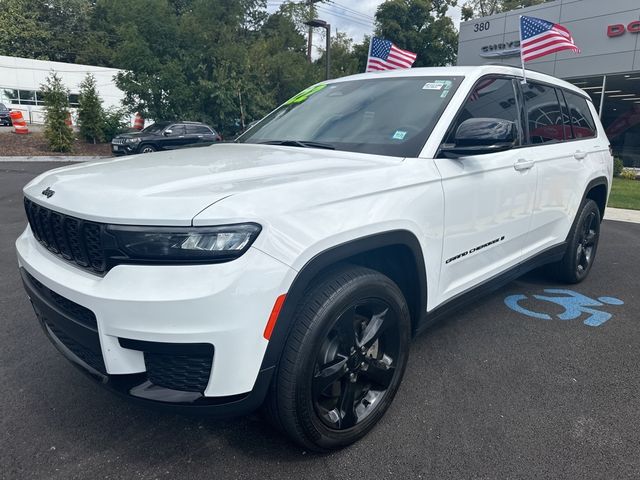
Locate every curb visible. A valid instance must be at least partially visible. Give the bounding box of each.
[604,207,640,224]
[0,156,109,163]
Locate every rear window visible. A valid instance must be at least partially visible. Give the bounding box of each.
[564,91,597,139]
[187,125,213,134]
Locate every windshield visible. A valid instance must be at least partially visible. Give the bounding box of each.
[238,76,463,157]
[141,123,169,134]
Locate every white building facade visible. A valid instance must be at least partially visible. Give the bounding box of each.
[0,55,124,124]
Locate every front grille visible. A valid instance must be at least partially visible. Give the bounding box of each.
[111,138,126,145]
[25,271,97,330]
[145,352,213,393]
[46,322,107,374]
[24,198,107,274]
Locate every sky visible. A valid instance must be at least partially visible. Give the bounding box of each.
[266,1,463,53]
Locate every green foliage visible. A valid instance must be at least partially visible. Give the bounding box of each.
[614,157,624,177]
[0,0,91,63]
[78,74,105,144]
[461,0,546,21]
[375,0,459,67]
[1,0,464,136]
[41,73,75,152]
[101,107,130,141]
[620,168,638,181]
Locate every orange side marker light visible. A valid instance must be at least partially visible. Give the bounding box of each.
[263,294,287,340]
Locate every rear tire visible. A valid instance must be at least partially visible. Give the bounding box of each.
[265,265,411,451]
[549,199,601,284]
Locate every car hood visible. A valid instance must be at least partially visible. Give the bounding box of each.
[114,131,150,139]
[23,143,401,226]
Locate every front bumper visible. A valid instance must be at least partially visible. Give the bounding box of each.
[111,142,138,155]
[16,226,294,414]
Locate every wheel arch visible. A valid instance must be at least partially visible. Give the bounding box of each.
[584,176,608,220]
[259,230,428,371]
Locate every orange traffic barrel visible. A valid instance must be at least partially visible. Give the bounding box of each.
[133,112,144,130]
[10,111,28,134]
[65,111,72,126]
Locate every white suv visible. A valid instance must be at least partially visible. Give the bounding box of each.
[16,66,612,451]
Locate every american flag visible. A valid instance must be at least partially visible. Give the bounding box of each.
[520,15,580,63]
[366,37,417,72]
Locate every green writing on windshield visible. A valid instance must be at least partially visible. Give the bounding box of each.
[284,84,327,105]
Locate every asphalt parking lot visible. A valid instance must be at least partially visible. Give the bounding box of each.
[1,161,639,480]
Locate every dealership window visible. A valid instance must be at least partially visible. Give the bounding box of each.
[569,73,640,167]
[19,90,36,105]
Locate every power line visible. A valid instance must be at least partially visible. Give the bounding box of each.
[326,1,375,21]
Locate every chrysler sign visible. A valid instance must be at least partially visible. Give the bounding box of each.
[480,40,521,58]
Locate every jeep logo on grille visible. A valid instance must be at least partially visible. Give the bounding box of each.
[41,187,55,198]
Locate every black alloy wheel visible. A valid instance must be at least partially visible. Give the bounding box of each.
[265,265,411,451]
[312,298,400,430]
[550,199,601,284]
[575,208,599,277]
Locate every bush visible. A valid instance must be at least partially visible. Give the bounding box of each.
[41,72,74,152]
[78,74,104,144]
[620,168,637,180]
[613,157,624,177]
[102,108,130,142]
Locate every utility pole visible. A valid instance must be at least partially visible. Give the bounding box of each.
[304,19,331,79]
[306,0,322,62]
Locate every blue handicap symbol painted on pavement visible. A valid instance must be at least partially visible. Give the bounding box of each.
[504,289,624,327]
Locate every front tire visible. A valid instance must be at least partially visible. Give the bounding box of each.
[550,199,601,284]
[139,144,156,154]
[266,266,411,451]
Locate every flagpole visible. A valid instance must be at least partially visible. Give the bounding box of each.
[519,15,527,84]
[365,36,373,73]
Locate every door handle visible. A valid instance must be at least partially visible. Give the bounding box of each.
[574,150,587,160]
[513,159,535,171]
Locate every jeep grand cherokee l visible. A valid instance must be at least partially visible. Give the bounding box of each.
[16,66,612,451]
[111,121,221,155]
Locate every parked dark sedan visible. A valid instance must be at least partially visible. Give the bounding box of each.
[111,121,222,155]
[0,103,12,126]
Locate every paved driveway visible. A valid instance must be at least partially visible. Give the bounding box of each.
[2,162,639,479]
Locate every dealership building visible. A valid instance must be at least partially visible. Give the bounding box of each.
[457,0,640,166]
[0,55,124,125]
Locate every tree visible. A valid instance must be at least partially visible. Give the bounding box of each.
[375,0,459,67]
[316,32,360,79]
[0,0,92,63]
[41,73,75,152]
[461,0,546,20]
[78,74,105,144]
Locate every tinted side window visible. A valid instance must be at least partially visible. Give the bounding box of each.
[522,83,564,144]
[558,90,574,140]
[168,124,186,135]
[564,91,597,139]
[446,77,522,145]
[187,125,212,134]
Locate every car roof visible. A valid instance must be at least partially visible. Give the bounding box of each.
[329,65,590,100]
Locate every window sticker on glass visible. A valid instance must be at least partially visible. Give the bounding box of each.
[423,82,444,90]
[392,130,407,140]
[284,84,327,105]
[438,80,453,98]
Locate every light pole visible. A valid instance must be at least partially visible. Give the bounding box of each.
[305,19,331,80]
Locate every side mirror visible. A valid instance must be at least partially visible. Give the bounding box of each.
[441,118,517,157]
[163,129,173,136]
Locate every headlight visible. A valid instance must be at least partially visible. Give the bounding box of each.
[125,137,141,143]
[104,223,261,263]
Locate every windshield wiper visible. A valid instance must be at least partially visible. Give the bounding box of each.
[258,140,335,150]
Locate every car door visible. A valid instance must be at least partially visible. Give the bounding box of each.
[161,124,187,149]
[521,84,601,257]
[436,76,537,301]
